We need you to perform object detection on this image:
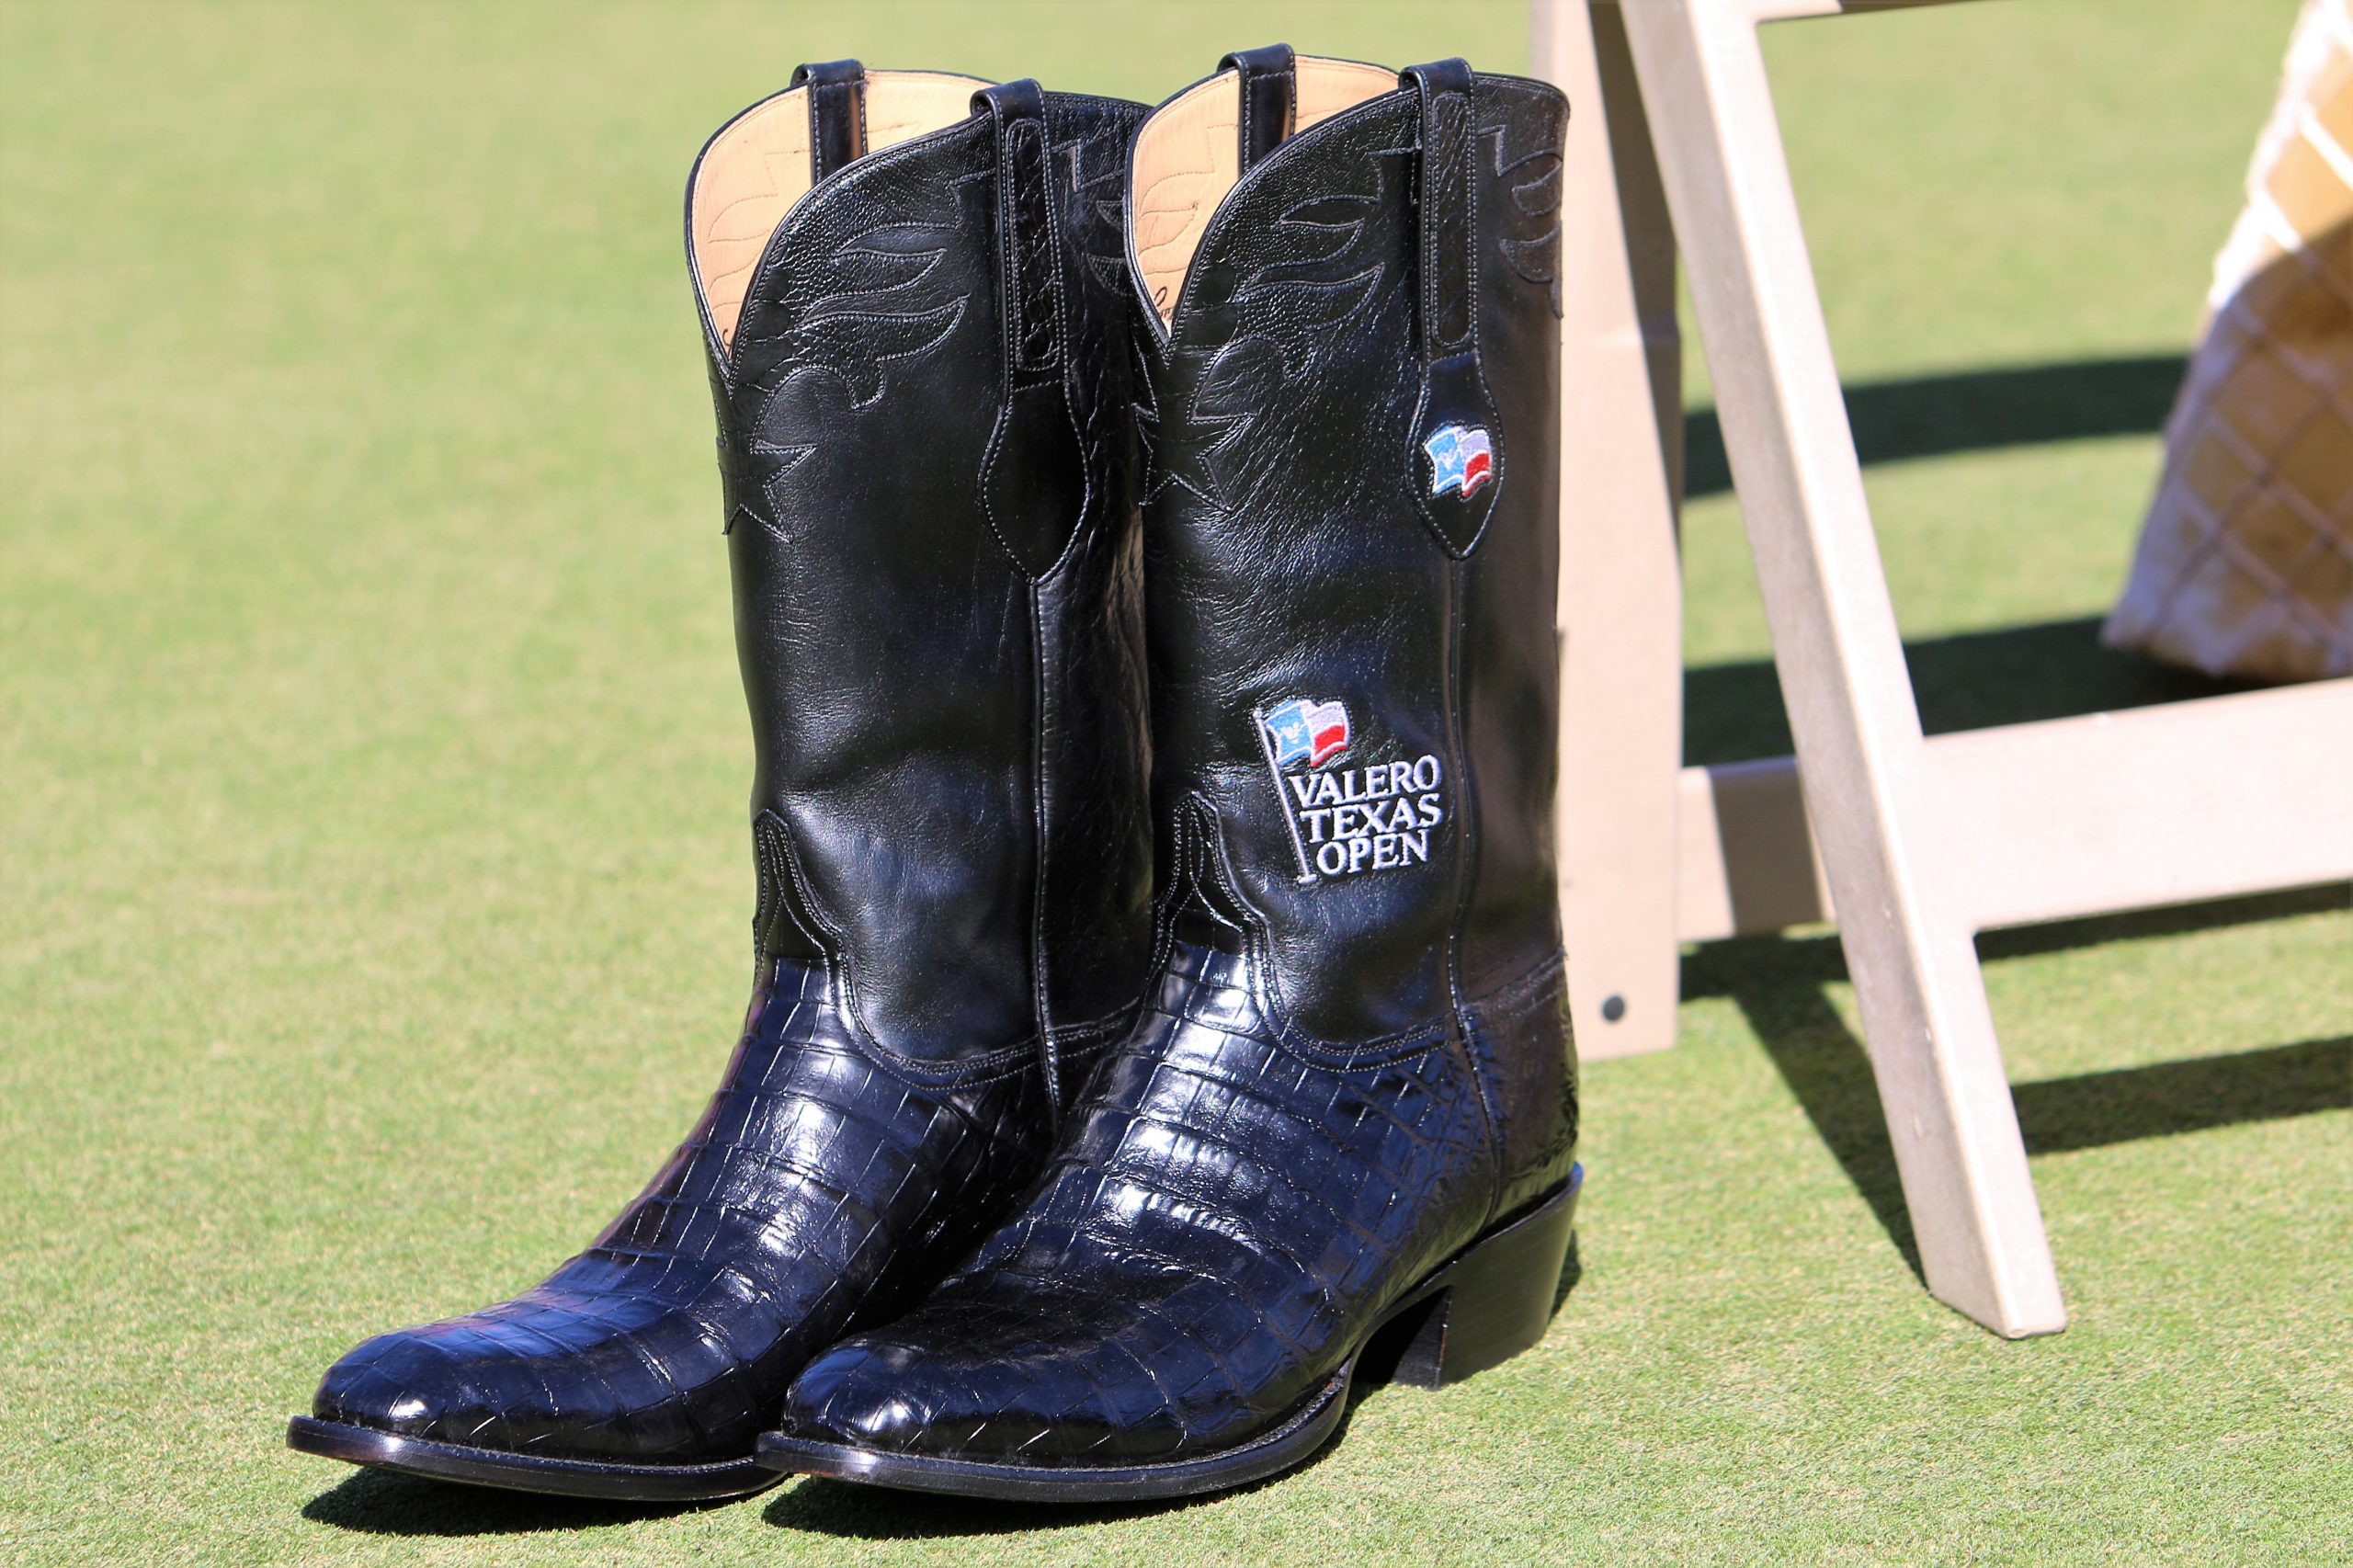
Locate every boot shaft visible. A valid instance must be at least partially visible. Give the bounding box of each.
[1128,53,1569,1049]
[688,67,1152,1079]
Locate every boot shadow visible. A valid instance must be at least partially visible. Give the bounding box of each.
[300,1464,739,1538]
[765,1476,1184,1540]
[1553,1233,1586,1316]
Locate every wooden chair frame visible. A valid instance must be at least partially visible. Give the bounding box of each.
[1536,0,2353,1336]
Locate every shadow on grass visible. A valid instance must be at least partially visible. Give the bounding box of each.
[1677,508,2345,1280]
[2012,1034,2352,1153]
[1681,352,2188,503]
[766,1477,1186,1540]
[1678,358,2243,768]
[1680,887,2352,1282]
[1683,615,2259,768]
[301,1463,750,1536]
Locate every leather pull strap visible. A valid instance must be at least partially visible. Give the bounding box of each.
[1401,58,1502,556]
[980,80,1063,380]
[973,80,1087,578]
[1404,58,1476,362]
[1221,43,1296,174]
[791,59,866,181]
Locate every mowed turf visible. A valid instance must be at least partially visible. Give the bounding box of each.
[2,2,2347,1563]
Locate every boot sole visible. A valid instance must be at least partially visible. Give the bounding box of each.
[285,1415,781,1502]
[755,1163,1582,1504]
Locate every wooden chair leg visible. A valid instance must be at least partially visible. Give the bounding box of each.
[1537,0,1689,1061]
[1620,0,2066,1335]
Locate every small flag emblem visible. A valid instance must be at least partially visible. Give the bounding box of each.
[1424,424,1495,498]
[1261,698,1351,769]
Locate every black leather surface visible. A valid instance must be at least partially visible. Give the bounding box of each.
[308,68,1153,1470]
[1148,66,1569,1039]
[718,81,1154,1064]
[781,61,1577,1469]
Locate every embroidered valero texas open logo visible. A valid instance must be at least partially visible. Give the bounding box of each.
[1255,698,1449,883]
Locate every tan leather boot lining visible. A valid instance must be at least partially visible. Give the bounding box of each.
[1131,57,1396,326]
[692,71,989,350]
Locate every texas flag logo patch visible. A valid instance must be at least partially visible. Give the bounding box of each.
[1423,424,1495,498]
[1260,698,1351,770]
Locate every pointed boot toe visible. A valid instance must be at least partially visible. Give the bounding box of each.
[306,1311,631,1455]
[779,1342,940,1452]
[290,1292,768,1499]
[770,1326,1193,1492]
[309,1325,483,1440]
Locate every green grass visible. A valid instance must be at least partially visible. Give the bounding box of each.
[3,1,2347,1562]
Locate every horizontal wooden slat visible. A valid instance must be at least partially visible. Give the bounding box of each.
[1677,756,1831,941]
[1675,680,2353,941]
[1926,681,2353,931]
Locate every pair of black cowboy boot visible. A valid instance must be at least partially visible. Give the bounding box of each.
[288,45,1577,1507]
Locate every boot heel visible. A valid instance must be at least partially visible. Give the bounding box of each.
[1392,1165,1582,1389]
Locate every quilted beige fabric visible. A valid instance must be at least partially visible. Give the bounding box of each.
[2106,0,2353,683]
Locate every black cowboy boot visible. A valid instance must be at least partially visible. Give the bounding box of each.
[761,49,1577,1502]
[286,62,1152,1501]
